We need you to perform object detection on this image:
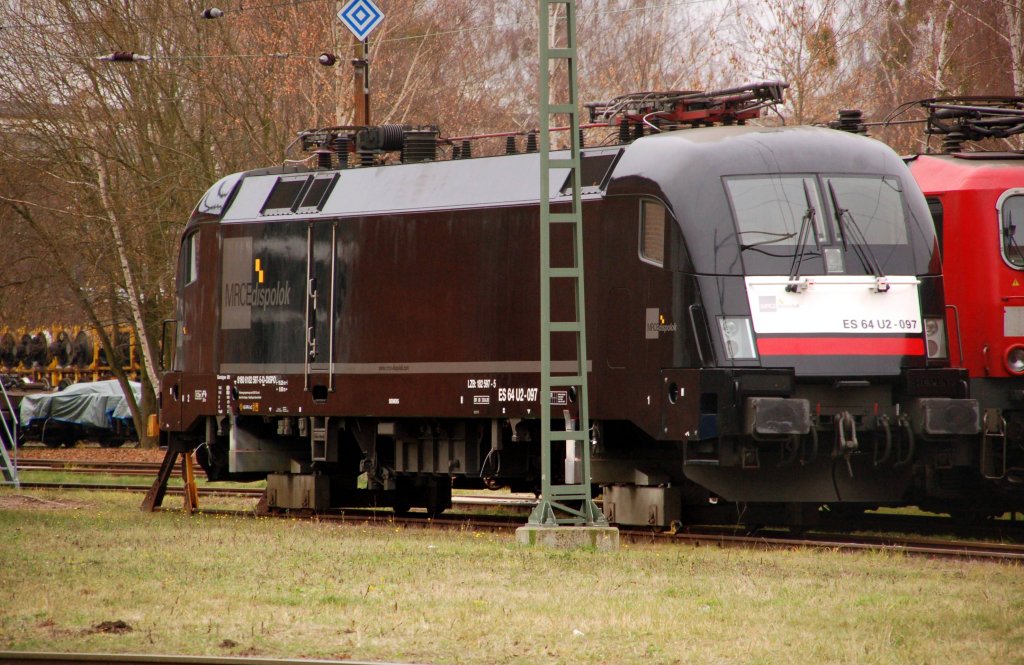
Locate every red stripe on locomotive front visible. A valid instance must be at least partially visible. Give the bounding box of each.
[757,337,925,356]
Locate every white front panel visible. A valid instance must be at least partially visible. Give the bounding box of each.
[1004,306,1024,337]
[745,276,922,334]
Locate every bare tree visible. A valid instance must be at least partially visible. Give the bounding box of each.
[1007,0,1024,95]
[855,0,1024,152]
[0,0,316,443]
[579,0,741,100]
[741,0,869,125]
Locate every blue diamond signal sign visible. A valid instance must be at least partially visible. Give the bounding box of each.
[338,0,384,40]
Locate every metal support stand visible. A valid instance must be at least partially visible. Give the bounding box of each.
[529,0,607,529]
[181,452,199,513]
[140,439,195,512]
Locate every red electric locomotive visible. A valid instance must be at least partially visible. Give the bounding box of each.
[903,97,1024,518]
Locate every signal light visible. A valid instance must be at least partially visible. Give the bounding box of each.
[1005,345,1024,374]
[718,316,757,360]
[202,8,224,18]
[924,317,947,359]
[318,53,338,66]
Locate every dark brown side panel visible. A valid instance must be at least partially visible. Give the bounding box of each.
[171,197,689,441]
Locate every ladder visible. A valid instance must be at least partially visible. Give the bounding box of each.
[0,379,20,487]
[530,0,605,526]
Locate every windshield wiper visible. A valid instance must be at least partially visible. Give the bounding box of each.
[828,181,889,291]
[739,231,797,251]
[786,180,820,292]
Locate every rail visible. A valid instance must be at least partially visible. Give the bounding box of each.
[0,379,19,487]
[10,473,1024,561]
[0,652,422,665]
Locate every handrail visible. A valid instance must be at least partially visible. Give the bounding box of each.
[945,304,965,367]
[0,378,20,487]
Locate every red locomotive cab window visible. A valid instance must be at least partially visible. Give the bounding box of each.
[998,190,1024,269]
[925,196,943,254]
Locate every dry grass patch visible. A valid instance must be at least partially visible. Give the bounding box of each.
[0,494,86,511]
[1,488,1022,664]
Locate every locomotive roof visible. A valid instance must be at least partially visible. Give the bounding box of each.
[908,152,1024,195]
[623,124,906,176]
[206,124,911,226]
[605,124,912,209]
[197,123,934,275]
[214,148,601,223]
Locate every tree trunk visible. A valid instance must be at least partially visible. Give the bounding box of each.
[91,142,159,447]
[1006,0,1024,96]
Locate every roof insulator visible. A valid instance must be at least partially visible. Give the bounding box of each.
[830,109,866,135]
[315,148,333,169]
[526,131,538,153]
[942,131,966,154]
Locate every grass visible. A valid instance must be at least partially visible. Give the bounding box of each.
[1,489,1023,665]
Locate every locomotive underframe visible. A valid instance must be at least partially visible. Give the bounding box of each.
[163,362,983,525]
[972,378,1024,495]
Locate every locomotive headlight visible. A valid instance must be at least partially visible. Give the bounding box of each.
[718,316,757,360]
[1005,345,1024,374]
[924,317,947,359]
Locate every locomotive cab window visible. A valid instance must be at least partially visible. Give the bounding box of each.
[639,200,667,266]
[999,191,1024,269]
[726,173,914,275]
[926,196,944,254]
[823,175,907,245]
[726,175,829,249]
[183,232,199,285]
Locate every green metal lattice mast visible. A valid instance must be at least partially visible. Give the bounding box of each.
[529,0,605,527]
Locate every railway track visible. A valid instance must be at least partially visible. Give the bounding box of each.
[0,651,419,665]
[14,481,538,511]
[17,481,266,498]
[16,462,1024,534]
[15,459,162,475]
[375,511,1024,562]
[12,481,1024,562]
[211,505,1024,563]
[11,459,1024,563]
[641,528,1024,563]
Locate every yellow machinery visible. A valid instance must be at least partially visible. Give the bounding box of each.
[0,324,141,387]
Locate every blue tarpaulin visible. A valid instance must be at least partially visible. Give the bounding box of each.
[19,380,141,429]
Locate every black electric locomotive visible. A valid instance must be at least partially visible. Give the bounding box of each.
[156,85,978,526]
